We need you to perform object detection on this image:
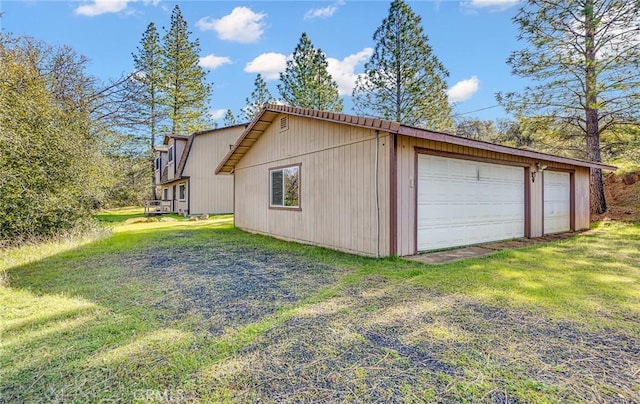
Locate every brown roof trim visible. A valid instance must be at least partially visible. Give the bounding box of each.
[153,146,168,152]
[163,133,190,145]
[174,136,192,178]
[215,104,617,173]
[398,126,616,171]
[192,123,248,137]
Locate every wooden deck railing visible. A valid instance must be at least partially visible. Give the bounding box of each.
[144,200,173,216]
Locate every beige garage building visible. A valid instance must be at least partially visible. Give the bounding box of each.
[216,105,615,257]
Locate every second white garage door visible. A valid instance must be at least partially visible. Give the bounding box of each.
[543,171,571,234]
[417,154,525,251]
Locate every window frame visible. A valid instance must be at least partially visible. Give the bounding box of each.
[269,163,301,211]
[179,183,186,201]
[168,146,174,163]
[162,188,168,201]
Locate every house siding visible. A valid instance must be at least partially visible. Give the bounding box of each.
[395,135,591,256]
[574,167,591,230]
[234,114,391,257]
[167,139,187,182]
[182,127,240,214]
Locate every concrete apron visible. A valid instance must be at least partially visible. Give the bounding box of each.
[405,232,579,265]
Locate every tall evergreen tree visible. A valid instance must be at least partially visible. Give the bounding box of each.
[352,0,452,131]
[278,32,343,112]
[223,109,236,126]
[497,0,640,214]
[161,5,211,136]
[242,73,274,122]
[132,22,163,200]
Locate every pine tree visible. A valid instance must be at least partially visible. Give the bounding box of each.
[161,5,211,136]
[497,0,640,214]
[278,33,343,112]
[223,109,236,126]
[352,0,452,131]
[132,22,163,200]
[242,74,274,122]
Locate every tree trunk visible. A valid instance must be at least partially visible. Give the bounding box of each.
[586,113,606,213]
[150,97,157,201]
[584,0,607,214]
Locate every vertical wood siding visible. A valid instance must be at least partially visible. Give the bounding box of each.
[395,135,592,256]
[167,139,187,181]
[182,127,242,214]
[574,167,591,230]
[235,115,391,257]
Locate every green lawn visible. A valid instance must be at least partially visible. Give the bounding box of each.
[1,209,639,402]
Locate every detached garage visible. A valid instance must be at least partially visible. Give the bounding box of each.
[216,105,615,257]
[543,171,571,234]
[417,154,525,251]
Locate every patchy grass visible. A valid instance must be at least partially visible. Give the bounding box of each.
[1,215,639,402]
[93,207,186,224]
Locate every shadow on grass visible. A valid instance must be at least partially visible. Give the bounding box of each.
[0,217,365,401]
[1,218,639,401]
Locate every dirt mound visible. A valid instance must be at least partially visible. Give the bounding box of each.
[592,171,640,223]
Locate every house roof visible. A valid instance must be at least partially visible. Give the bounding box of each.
[153,146,168,153]
[163,133,190,146]
[216,104,617,174]
[175,124,247,179]
[159,124,248,184]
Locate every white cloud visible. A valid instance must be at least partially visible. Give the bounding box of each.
[208,109,227,120]
[326,48,373,96]
[74,0,130,16]
[304,0,345,20]
[464,0,520,11]
[244,52,288,80]
[196,7,266,44]
[447,76,480,103]
[199,54,232,69]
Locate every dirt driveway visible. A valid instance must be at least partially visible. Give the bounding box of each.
[108,228,639,402]
[120,232,339,336]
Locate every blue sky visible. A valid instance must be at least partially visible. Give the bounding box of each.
[1,0,526,125]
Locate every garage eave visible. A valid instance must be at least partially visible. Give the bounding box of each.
[398,126,616,171]
[215,103,617,174]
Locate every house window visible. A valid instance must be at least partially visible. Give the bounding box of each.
[168,146,174,163]
[270,164,300,209]
[163,188,168,201]
[179,183,186,200]
[155,158,161,170]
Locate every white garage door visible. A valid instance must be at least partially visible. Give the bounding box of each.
[417,154,525,251]
[543,171,570,234]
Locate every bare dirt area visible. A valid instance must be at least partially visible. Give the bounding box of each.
[593,171,640,223]
[116,233,340,336]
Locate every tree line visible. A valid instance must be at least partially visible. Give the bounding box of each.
[1,0,638,242]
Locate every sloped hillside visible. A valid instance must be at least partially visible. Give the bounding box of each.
[593,171,640,223]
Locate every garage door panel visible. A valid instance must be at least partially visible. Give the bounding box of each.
[417,155,525,251]
[543,171,570,234]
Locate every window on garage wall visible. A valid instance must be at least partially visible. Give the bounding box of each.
[269,164,300,209]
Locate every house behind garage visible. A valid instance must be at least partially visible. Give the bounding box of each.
[216,105,615,257]
[155,124,244,215]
